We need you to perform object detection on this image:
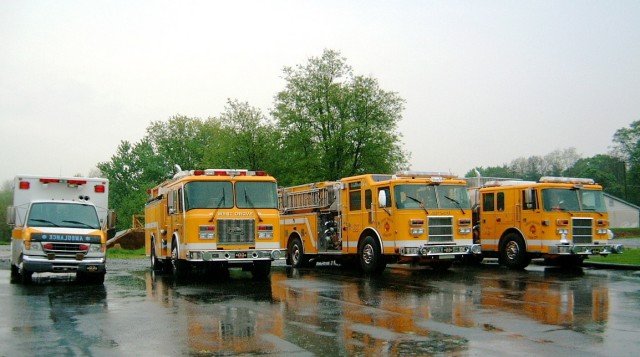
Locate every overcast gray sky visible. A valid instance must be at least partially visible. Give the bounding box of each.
[1,1,639,184]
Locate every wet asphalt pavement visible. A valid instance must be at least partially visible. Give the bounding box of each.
[1,243,640,356]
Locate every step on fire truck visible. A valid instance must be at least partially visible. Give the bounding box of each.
[468,176,624,269]
[7,175,116,284]
[144,168,284,279]
[279,172,481,273]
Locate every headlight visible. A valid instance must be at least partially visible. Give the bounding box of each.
[89,244,104,253]
[25,241,42,251]
[459,227,472,234]
[410,228,424,235]
[557,228,569,235]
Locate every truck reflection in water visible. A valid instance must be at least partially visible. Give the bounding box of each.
[142,264,610,355]
[479,268,609,333]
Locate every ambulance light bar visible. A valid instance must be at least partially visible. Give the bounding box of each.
[17,178,105,192]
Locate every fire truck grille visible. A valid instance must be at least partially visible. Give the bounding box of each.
[572,218,593,244]
[217,219,256,245]
[428,216,454,243]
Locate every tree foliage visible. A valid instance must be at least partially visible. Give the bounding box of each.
[611,120,640,203]
[466,148,582,181]
[273,49,408,184]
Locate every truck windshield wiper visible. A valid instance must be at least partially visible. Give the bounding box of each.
[406,195,429,215]
[29,218,59,227]
[62,220,98,229]
[444,196,466,215]
[245,189,263,222]
[208,191,226,223]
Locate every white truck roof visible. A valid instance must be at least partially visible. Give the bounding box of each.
[12,175,109,227]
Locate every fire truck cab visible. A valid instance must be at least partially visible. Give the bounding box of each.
[469,176,624,269]
[144,168,284,279]
[279,172,481,273]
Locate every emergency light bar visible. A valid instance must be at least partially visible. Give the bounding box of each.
[185,169,268,177]
[393,171,458,180]
[539,176,595,185]
[483,180,535,187]
[17,178,106,192]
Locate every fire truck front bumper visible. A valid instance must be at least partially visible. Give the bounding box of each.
[548,244,624,256]
[22,255,106,273]
[187,249,287,262]
[400,244,482,257]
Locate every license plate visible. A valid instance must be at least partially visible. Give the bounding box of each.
[235,252,248,259]
[591,249,600,254]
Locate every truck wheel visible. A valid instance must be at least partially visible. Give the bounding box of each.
[252,261,271,280]
[77,271,105,285]
[150,238,163,271]
[359,235,386,274]
[10,264,20,280]
[500,233,531,270]
[171,243,189,279]
[288,237,305,268]
[21,270,33,285]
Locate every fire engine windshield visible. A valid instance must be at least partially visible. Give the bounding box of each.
[184,182,233,210]
[235,182,279,209]
[395,184,470,210]
[27,202,101,229]
[542,188,606,213]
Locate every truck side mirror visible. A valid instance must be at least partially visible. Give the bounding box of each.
[6,206,15,225]
[107,210,117,230]
[378,190,387,208]
[524,188,533,209]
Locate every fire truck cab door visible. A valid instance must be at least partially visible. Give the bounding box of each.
[168,188,184,248]
[480,191,514,250]
[344,181,364,252]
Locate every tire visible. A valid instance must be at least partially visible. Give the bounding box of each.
[252,261,271,280]
[20,269,33,285]
[359,235,386,274]
[288,237,305,268]
[150,238,163,271]
[500,233,531,270]
[171,242,189,279]
[10,264,20,280]
[77,271,105,285]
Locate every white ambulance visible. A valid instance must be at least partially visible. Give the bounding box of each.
[7,175,116,284]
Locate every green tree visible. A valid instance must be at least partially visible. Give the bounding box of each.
[611,120,640,204]
[203,99,280,172]
[145,115,211,171]
[97,139,165,230]
[564,154,625,198]
[0,180,12,241]
[273,49,408,184]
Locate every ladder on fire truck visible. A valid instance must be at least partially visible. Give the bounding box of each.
[280,182,336,212]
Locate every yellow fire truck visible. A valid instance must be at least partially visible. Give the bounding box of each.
[144,168,284,279]
[468,176,624,269]
[279,172,481,273]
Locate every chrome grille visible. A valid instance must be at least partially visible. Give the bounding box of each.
[428,216,454,243]
[572,218,593,244]
[43,243,87,257]
[217,219,255,245]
